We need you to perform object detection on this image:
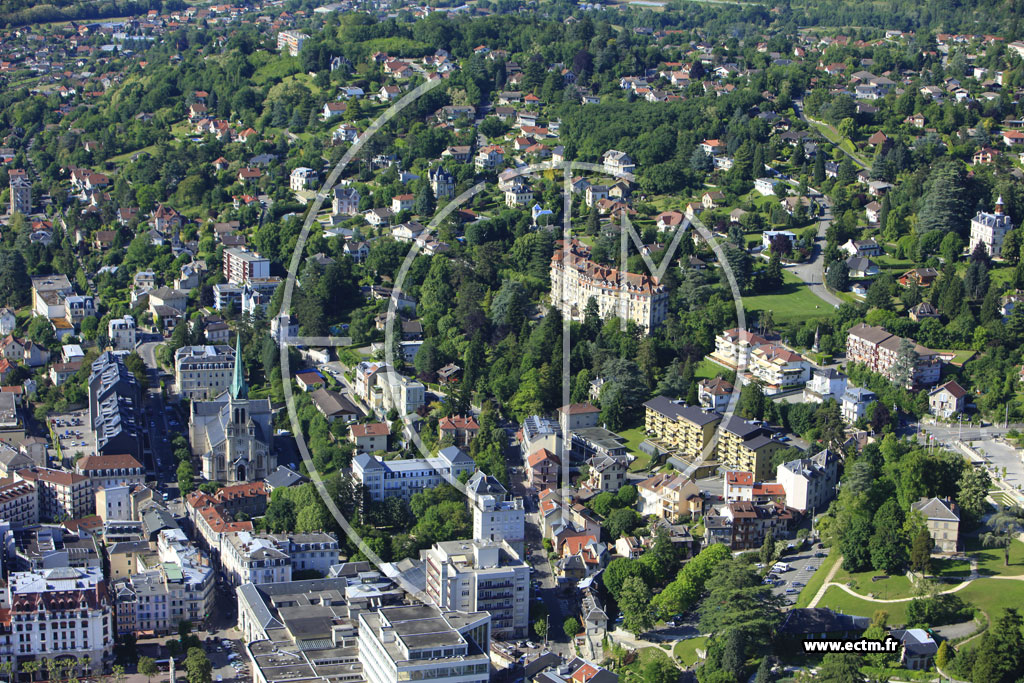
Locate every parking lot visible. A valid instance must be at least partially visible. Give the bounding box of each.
[767,544,829,605]
[48,409,94,465]
[207,636,250,683]
[968,438,1024,491]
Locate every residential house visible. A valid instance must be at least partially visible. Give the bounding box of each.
[350,423,389,454]
[911,497,960,553]
[841,239,884,258]
[929,380,967,419]
[698,377,734,411]
[438,415,480,448]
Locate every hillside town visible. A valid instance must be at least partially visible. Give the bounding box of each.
[2,0,1024,682]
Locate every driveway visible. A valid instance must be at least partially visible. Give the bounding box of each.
[786,201,843,310]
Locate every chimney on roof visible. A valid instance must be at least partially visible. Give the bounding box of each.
[995,196,1004,214]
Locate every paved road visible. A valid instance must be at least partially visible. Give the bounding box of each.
[786,197,844,310]
[793,99,868,168]
[523,510,571,657]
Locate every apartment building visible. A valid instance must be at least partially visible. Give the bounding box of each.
[239,569,407,683]
[95,484,132,522]
[557,402,600,435]
[357,605,491,683]
[423,539,529,639]
[637,471,703,520]
[776,449,841,513]
[0,479,38,528]
[466,472,525,557]
[354,362,425,416]
[350,422,389,454]
[708,328,770,371]
[15,468,94,521]
[550,239,669,333]
[841,386,877,424]
[9,566,113,666]
[222,531,341,586]
[643,396,722,457]
[222,247,270,285]
[526,448,560,491]
[75,453,145,490]
[353,448,476,502]
[174,344,236,399]
[845,323,942,389]
[723,471,785,505]
[107,315,137,351]
[114,557,214,636]
[185,484,266,559]
[748,344,811,393]
[717,420,783,482]
[803,367,848,404]
[9,174,31,215]
[89,351,144,460]
[584,454,627,493]
[707,502,799,550]
[277,30,309,56]
[438,415,480,448]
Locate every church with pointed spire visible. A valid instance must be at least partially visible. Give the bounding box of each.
[189,334,275,484]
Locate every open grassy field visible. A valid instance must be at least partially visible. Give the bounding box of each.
[793,551,841,608]
[618,426,653,471]
[108,145,158,166]
[966,537,1024,576]
[672,636,708,666]
[831,566,917,600]
[815,585,908,624]
[618,646,679,682]
[957,578,1024,620]
[694,358,731,381]
[743,270,833,324]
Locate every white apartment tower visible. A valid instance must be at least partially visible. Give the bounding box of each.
[222,248,270,285]
[423,539,530,640]
[466,472,525,558]
[357,604,491,683]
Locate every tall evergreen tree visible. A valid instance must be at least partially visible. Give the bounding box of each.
[916,162,971,236]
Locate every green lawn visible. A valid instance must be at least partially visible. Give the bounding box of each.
[832,566,917,600]
[743,270,833,324]
[957,578,1024,620]
[618,646,679,682]
[816,585,908,625]
[930,348,977,366]
[695,358,732,382]
[672,636,708,666]
[618,426,653,472]
[793,551,841,608]
[966,537,1024,576]
[108,144,157,165]
[931,557,973,579]
[874,253,915,273]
